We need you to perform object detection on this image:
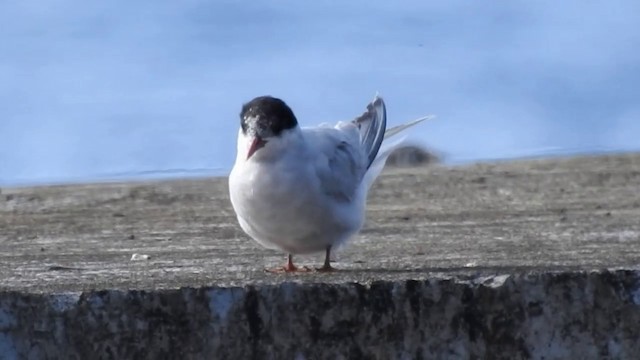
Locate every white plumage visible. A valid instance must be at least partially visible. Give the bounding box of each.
[229,95,432,272]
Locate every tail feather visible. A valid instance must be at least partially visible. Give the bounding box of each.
[353,96,387,169]
[362,114,436,190]
[384,115,436,139]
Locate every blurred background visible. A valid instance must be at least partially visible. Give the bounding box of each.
[1,0,639,186]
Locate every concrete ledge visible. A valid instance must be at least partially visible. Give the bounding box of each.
[1,153,640,358]
[1,270,640,359]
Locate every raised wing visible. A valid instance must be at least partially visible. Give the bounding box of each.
[353,96,387,169]
[305,96,433,203]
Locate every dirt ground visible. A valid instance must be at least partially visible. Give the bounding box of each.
[1,153,639,293]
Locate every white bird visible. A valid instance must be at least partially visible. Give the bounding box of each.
[229,95,433,272]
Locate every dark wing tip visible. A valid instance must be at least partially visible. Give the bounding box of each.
[354,95,387,169]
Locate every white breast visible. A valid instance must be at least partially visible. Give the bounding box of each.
[228,130,365,254]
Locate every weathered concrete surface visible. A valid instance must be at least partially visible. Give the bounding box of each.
[1,153,640,359]
[1,271,639,359]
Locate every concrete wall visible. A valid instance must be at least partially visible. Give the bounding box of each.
[1,270,639,359]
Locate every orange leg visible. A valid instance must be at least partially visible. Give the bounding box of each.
[265,254,312,273]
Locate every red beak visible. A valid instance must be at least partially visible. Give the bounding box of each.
[247,137,267,159]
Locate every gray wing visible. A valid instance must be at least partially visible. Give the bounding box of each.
[322,140,364,202]
[306,96,387,203]
[352,96,387,169]
[304,126,366,203]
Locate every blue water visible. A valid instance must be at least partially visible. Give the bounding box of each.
[2,1,639,186]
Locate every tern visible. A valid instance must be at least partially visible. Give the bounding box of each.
[229,95,432,272]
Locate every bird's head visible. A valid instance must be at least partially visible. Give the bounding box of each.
[239,96,298,160]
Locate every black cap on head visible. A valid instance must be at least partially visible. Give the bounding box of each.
[240,96,298,138]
